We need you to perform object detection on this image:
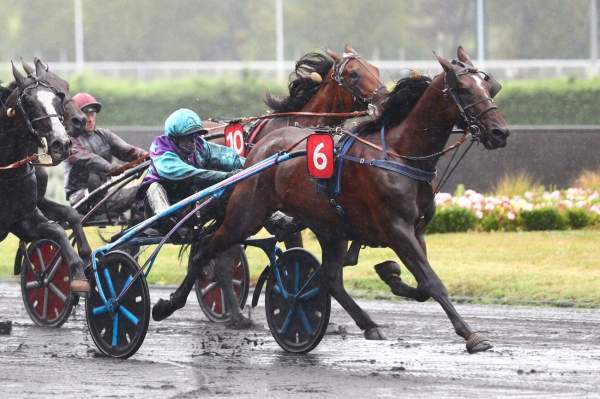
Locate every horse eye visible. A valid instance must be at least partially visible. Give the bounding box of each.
[349,71,359,79]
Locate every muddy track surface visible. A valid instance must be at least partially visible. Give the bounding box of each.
[1,279,599,398]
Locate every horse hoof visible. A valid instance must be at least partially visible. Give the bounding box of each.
[374,261,401,282]
[226,315,253,330]
[152,299,176,321]
[364,327,386,340]
[466,332,493,354]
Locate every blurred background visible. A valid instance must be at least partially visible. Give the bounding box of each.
[1,0,599,200]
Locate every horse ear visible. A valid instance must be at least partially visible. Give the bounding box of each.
[34,57,49,72]
[325,48,341,61]
[434,52,458,88]
[11,61,26,87]
[434,51,453,73]
[457,46,474,66]
[35,58,47,80]
[21,59,35,76]
[344,44,357,54]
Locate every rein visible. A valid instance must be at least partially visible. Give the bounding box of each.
[203,110,369,132]
[337,127,469,162]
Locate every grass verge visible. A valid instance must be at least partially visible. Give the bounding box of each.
[1,229,598,307]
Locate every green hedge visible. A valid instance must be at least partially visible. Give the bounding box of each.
[427,206,597,234]
[496,77,600,125]
[69,73,282,126]
[68,74,600,126]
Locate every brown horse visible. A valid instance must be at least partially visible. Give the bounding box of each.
[154,47,509,353]
[204,45,385,253]
[208,45,386,152]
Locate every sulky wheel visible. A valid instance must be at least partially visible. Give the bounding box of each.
[265,248,330,353]
[20,239,74,327]
[85,251,150,358]
[193,245,250,322]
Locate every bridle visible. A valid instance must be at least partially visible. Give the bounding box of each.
[443,61,502,141]
[13,79,64,145]
[331,53,387,116]
[0,79,65,170]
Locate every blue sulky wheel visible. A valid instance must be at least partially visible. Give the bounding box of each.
[265,248,330,353]
[85,251,150,358]
[20,239,74,327]
[194,245,250,322]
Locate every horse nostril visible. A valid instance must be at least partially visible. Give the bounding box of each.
[492,128,509,139]
[71,116,86,129]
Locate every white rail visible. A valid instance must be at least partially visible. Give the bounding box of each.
[1,59,597,80]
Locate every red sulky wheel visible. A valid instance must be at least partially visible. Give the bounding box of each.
[193,245,250,322]
[20,239,74,327]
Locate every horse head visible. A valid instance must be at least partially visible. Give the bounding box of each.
[325,44,388,117]
[6,61,71,163]
[22,58,87,137]
[435,47,510,150]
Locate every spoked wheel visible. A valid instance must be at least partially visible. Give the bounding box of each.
[20,239,74,327]
[265,248,330,353]
[193,245,250,322]
[85,251,150,358]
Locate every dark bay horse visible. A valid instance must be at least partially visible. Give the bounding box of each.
[208,45,386,253]
[154,47,509,353]
[0,62,90,294]
[209,45,386,150]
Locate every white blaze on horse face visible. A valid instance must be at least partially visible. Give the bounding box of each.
[36,89,68,141]
[470,74,487,94]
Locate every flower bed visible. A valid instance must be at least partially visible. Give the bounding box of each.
[428,187,600,233]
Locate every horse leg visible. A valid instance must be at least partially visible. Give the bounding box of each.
[13,209,90,294]
[390,220,491,353]
[152,198,267,324]
[38,198,91,262]
[283,231,303,249]
[317,235,384,340]
[373,213,433,302]
[342,240,361,266]
[213,245,253,329]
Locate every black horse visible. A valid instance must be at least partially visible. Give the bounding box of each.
[16,59,92,263]
[0,62,89,294]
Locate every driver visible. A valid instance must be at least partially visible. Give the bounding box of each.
[64,92,148,215]
[142,108,242,228]
[142,108,297,238]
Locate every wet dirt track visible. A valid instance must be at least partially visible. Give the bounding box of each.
[1,280,599,398]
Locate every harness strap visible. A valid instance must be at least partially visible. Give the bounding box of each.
[245,119,269,147]
[0,154,39,170]
[340,154,436,183]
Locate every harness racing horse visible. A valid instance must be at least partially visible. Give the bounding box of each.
[191,46,387,327]
[13,59,92,266]
[0,62,90,294]
[208,45,386,260]
[154,47,510,353]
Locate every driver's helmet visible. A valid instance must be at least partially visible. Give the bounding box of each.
[72,92,102,113]
[164,108,208,138]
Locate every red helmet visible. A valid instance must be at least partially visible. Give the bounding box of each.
[73,92,102,113]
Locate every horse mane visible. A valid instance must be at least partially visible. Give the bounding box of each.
[0,81,17,105]
[265,52,333,112]
[355,75,432,135]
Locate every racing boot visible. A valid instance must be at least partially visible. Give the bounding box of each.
[264,211,303,242]
[342,240,362,266]
[70,261,90,295]
[152,293,185,321]
[213,257,253,329]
